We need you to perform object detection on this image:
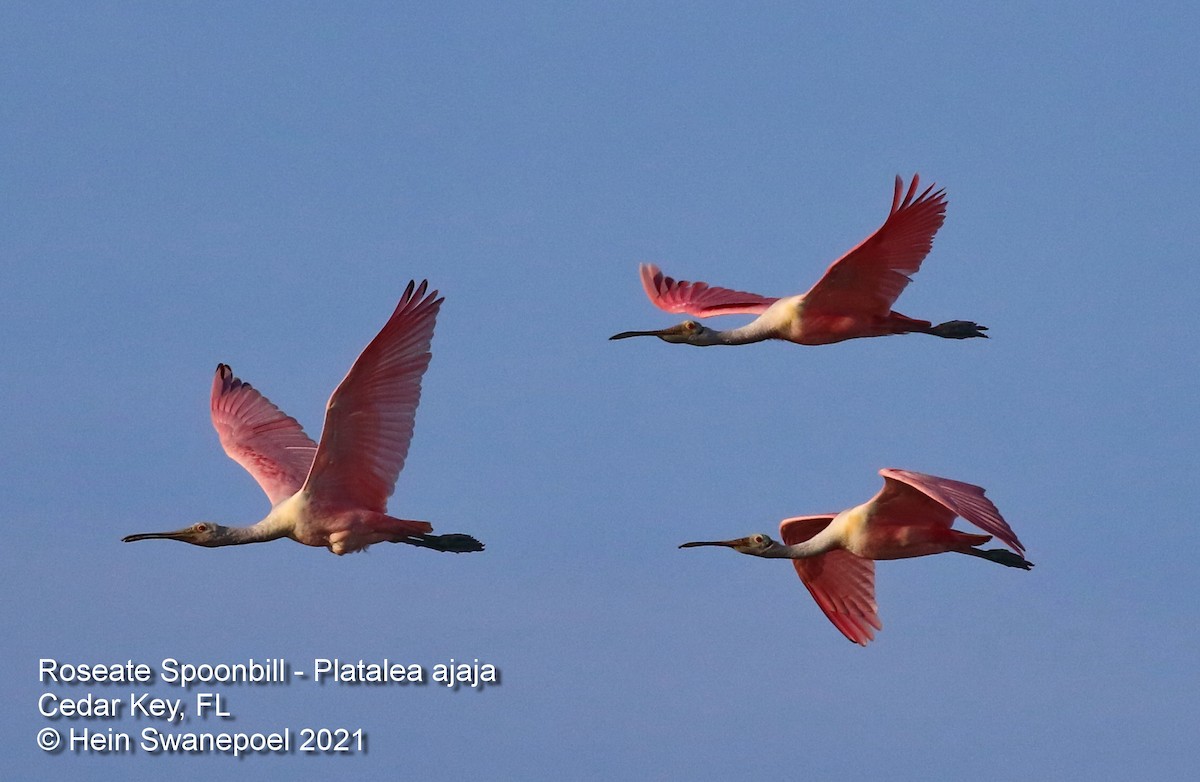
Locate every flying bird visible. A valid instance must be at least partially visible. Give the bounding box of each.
[611,175,987,347]
[123,281,483,555]
[679,469,1030,645]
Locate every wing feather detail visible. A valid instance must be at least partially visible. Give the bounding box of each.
[801,174,947,317]
[639,263,777,317]
[878,468,1025,554]
[301,281,442,513]
[210,364,318,506]
[781,514,881,646]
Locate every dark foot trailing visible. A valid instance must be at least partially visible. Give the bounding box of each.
[966,547,1033,570]
[406,533,485,553]
[928,320,989,339]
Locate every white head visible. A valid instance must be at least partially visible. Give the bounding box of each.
[679,533,778,556]
[609,320,720,346]
[122,522,233,548]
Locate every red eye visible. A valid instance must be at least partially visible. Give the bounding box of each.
[195,524,208,532]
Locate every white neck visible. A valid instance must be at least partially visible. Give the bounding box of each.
[699,320,775,346]
[218,519,290,547]
[761,536,835,560]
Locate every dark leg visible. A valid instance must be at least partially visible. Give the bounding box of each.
[928,320,989,339]
[962,547,1033,570]
[403,533,485,553]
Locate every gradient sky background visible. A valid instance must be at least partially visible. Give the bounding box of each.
[3,2,1197,780]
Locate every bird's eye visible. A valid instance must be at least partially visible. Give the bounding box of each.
[194,523,208,533]
[753,535,764,544]
[684,321,698,332]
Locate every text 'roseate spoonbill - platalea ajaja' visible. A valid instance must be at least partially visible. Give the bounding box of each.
[680,469,1030,645]
[123,281,483,555]
[610,175,987,347]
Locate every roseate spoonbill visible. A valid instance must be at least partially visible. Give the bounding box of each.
[123,281,483,556]
[610,175,987,347]
[679,469,1030,645]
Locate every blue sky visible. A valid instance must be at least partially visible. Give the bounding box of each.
[3,2,1197,779]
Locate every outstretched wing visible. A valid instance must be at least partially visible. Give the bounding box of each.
[801,175,947,318]
[638,263,778,317]
[780,514,880,646]
[210,364,318,506]
[300,281,442,513]
[873,468,1025,554]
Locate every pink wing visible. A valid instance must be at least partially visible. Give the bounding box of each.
[210,364,318,506]
[780,514,881,646]
[801,175,947,317]
[300,281,441,512]
[638,263,778,317]
[872,468,1025,554]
